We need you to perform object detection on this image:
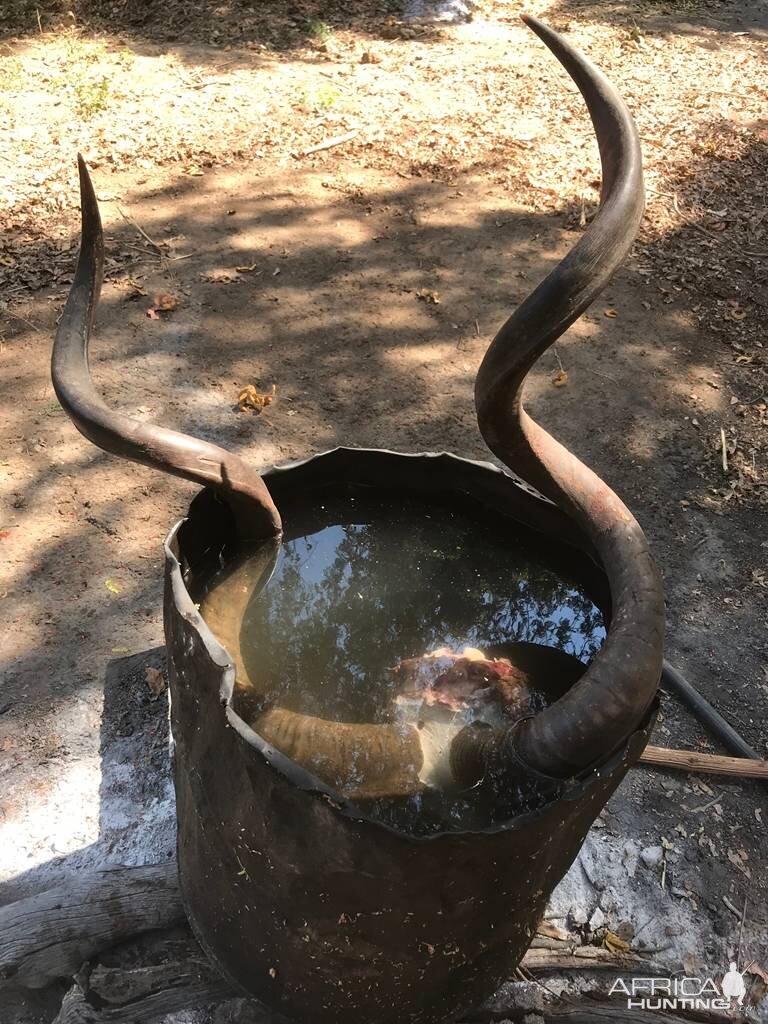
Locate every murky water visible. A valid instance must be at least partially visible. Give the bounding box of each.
[199,485,606,834]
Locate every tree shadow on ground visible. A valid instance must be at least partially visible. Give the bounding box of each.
[3,136,768,1014]
[2,123,766,758]
[0,0,432,48]
[541,0,768,38]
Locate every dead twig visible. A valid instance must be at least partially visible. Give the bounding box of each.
[295,129,359,158]
[737,897,747,968]
[115,204,165,254]
[3,310,43,334]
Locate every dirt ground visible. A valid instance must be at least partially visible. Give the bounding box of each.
[1,0,767,1017]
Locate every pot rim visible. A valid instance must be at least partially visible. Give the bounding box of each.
[164,445,655,843]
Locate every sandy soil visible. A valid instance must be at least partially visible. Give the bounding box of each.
[1,0,767,1017]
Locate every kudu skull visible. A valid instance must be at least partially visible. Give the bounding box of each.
[51,16,664,1023]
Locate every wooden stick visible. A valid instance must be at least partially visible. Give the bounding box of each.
[521,945,661,973]
[639,745,768,779]
[296,129,359,157]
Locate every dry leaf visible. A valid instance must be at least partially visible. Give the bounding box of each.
[726,848,751,877]
[146,307,160,320]
[104,578,121,594]
[745,961,768,984]
[416,288,441,304]
[154,292,178,311]
[604,931,631,954]
[123,279,147,300]
[683,953,706,976]
[537,921,569,941]
[235,263,260,273]
[604,308,618,318]
[145,666,166,698]
[238,383,276,414]
[552,369,568,387]
[201,268,236,283]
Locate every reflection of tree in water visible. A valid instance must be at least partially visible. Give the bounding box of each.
[239,502,605,724]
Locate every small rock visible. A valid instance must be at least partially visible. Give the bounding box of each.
[622,840,639,878]
[640,845,664,868]
[569,904,588,927]
[589,906,606,931]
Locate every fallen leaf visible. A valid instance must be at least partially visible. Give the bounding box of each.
[145,665,166,697]
[683,953,706,975]
[111,646,130,654]
[552,369,568,387]
[235,263,260,273]
[122,279,147,300]
[154,292,178,311]
[146,308,160,320]
[727,848,751,877]
[537,921,569,941]
[416,288,441,304]
[604,308,618,318]
[104,579,121,594]
[745,961,768,984]
[604,931,631,954]
[238,383,276,414]
[201,269,237,283]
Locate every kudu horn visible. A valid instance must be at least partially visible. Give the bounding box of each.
[51,156,281,542]
[451,15,664,781]
[52,16,664,796]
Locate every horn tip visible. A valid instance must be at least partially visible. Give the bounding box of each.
[520,13,558,44]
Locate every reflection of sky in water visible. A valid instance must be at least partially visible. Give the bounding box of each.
[237,497,606,725]
[282,526,601,659]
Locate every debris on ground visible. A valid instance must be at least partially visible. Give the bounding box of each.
[237,383,277,414]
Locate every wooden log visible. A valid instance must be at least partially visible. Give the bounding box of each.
[539,1008,732,1024]
[639,745,768,779]
[522,945,663,974]
[0,864,185,989]
[52,956,731,1024]
[53,960,236,1023]
[0,864,718,1024]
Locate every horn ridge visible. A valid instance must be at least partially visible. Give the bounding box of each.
[472,19,664,777]
[51,156,281,541]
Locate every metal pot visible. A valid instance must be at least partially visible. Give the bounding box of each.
[52,16,664,1022]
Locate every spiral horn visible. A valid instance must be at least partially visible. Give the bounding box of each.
[51,156,281,541]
